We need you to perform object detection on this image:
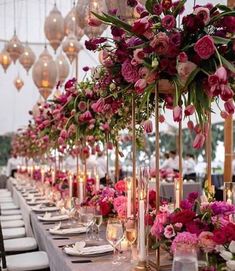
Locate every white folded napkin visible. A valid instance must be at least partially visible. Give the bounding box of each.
[32,205,59,212]
[49,226,87,235]
[64,244,113,256]
[38,214,69,222]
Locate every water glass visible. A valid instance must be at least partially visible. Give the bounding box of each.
[172,248,198,271]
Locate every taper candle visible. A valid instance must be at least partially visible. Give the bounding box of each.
[227,190,232,205]
[69,173,73,198]
[175,180,180,208]
[79,177,84,203]
[139,190,146,261]
[95,174,100,191]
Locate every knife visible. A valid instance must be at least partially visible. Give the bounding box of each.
[71,260,92,263]
[52,237,70,240]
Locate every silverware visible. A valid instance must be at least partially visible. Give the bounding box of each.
[71,260,92,263]
[52,237,70,240]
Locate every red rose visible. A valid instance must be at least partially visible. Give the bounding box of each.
[100,201,112,216]
[194,35,215,60]
[171,210,196,225]
[115,180,126,193]
[224,223,235,242]
[213,229,227,245]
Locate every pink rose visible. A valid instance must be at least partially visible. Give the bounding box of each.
[194,35,215,60]
[133,48,146,64]
[177,61,197,82]
[164,224,176,239]
[193,133,205,149]
[134,78,147,94]
[194,7,210,24]
[162,15,176,30]
[150,32,169,55]
[78,101,87,112]
[143,119,153,134]
[178,52,188,63]
[121,59,139,83]
[173,105,182,122]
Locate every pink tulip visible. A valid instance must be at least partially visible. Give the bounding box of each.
[194,124,201,134]
[193,133,205,149]
[144,119,153,134]
[58,137,64,145]
[220,110,229,119]
[224,99,235,114]
[184,105,195,116]
[215,66,227,84]
[173,106,182,122]
[134,79,147,94]
[101,123,110,132]
[187,120,194,130]
[79,111,93,122]
[60,129,68,139]
[91,98,105,113]
[220,85,234,101]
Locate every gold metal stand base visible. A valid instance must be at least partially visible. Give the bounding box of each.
[134,261,156,271]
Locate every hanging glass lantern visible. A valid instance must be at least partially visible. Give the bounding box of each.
[55,52,70,84]
[64,6,84,40]
[19,44,36,74]
[44,4,65,52]
[6,33,24,63]
[14,75,24,91]
[105,0,146,24]
[84,24,107,39]
[62,33,81,64]
[76,0,107,36]
[32,47,58,100]
[0,48,12,72]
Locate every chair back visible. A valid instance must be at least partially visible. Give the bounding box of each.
[0,222,7,270]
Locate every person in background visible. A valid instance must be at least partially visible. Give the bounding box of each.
[6,154,20,177]
[160,152,170,169]
[168,150,179,172]
[183,153,197,181]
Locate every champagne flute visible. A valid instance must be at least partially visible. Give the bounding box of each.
[106,218,124,265]
[125,218,137,262]
[94,214,103,241]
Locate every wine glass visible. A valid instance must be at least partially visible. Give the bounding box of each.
[172,247,198,271]
[80,212,95,241]
[125,218,137,262]
[106,218,124,265]
[94,208,103,241]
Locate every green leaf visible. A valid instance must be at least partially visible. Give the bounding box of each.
[209,10,235,24]
[91,12,112,24]
[215,4,231,12]
[145,0,154,13]
[212,36,231,45]
[173,0,187,17]
[220,55,235,73]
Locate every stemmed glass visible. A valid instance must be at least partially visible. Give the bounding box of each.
[94,208,103,241]
[80,212,95,241]
[125,218,137,262]
[172,247,198,271]
[106,218,124,265]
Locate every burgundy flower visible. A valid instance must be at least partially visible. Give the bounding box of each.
[85,37,107,51]
[153,3,163,15]
[194,7,210,25]
[194,35,215,60]
[79,111,93,122]
[132,16,151,35]
[127,0,137,7]
[224,99,235,114]
[178,52,188,63]
[220,85,234,101]
[193,133,205,149]
[184,105,195,116]
[171,210,196,225]
[162,15,176,30]
[82,66,89,72]
[213,229,227,245]
[173,105,182,122]
[91,98,105,113]
[162,0,172,10]
[150,32,169,55]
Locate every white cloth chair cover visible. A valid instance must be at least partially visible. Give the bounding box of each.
[0,198,14,203]
[1,209,22,216]
[5,251,49,271]
[1,220,25,228]
[0,215,23,221]
[0,203,19,210]
[0,192,11,198]
[3,227,26,239]
[4,237,37,252]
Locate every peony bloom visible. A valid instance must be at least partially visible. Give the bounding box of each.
[150,32,169,55]
[194,7,210,24]
[171,232,198,252]
[224,99,235,114]
[144,119,153,134]
[194,35,215,60]
[184,105,195,116]
[177,61,197,82]
[198,231,216,253]
[121,59,139,83]
[173,105,182,122]
[192,133,205,149]
[134,78,147,94]
[162,15,176,30]
[164,224,176,239]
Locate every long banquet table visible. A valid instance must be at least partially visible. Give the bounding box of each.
[6,178,172,271]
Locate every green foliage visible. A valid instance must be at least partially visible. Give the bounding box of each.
[0,135,12,166]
